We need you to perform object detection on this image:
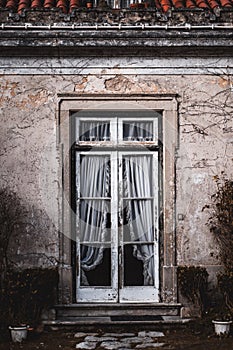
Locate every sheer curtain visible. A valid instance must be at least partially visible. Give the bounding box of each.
[80,121,110,141]
[123,121,153,141]
[123,155,155,286]
[79,155,110,286]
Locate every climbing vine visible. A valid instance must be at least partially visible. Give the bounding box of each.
[204,173,233,271]
[178,266,209,317]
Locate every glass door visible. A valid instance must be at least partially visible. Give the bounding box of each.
[74,111,160,303]
[76,151,118,302]
[118,152,159,302]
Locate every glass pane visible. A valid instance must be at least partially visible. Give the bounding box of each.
[80,244,111,286]
[121,0,129,8]
[123,199,154,242]
[79,200,111,242]
[80,155,111,198]
[123,121,153,141]
[123,155,153,197]
[79,121,110,141]
[123,244,154,286]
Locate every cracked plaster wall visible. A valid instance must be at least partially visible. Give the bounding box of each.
[0,77,59,268]
[0,63,232,275]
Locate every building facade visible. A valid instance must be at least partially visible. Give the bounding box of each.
[0,3,233,319]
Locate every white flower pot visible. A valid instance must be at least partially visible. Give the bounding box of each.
[9,326,28,342]
[212,320,232,336]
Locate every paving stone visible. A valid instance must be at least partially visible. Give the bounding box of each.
[138,331,146,337]
[84,336,99,342]
[135,343,166,349]
[99,337,118,342]
[74,332,88,338]
[100,341,126,349]
[138,332,164,338]
[76,341,98,349]
[85,336,117,342]
[103,333,135,338]
[147,332,165,338]
[121,337,153,344]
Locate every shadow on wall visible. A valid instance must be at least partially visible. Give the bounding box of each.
[0,187,59,274]
[0,188,59,331]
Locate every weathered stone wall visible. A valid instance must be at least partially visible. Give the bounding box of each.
[0,58,232,278]
[0,75,59,268]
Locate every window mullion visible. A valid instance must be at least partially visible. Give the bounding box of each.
[111,117,118,144]
[111,151,118,290]
[118,152,124,289]
[75,152,81,288]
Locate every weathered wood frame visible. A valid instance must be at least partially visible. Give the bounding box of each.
[57,94,178,304]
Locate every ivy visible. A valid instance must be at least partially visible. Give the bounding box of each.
[203,173,233,318]
[0,268,58,328]
[217,272,233,317]
[204,173,233,271]
[177,266,209,317]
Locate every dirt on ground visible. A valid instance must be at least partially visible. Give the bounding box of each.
[0,323,233,350]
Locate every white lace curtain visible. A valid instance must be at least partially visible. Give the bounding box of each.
[80,155,110,285]
[79,153,154,286]
[79,121,110,141]
[123,121,153,141]
[123,155,154,286]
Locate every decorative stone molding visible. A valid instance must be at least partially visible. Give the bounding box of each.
[58,93,178,304]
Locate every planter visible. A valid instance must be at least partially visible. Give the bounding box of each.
[212,320,232,336]
[9,326,29,342]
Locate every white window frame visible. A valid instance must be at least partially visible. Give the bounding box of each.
[75,116,160,302]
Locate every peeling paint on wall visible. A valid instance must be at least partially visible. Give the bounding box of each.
[0,66,232,275]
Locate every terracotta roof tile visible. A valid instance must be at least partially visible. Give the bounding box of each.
[6,0,18,9]
[56,0,68,12]
[0,0,233,13]
[160,0,172,12]
[172,0,184,9]
[207,0,220,9]
[43,0,55,8]
[219,0,232,7]
[195,0,210,9]
[186,0,196,8]
[18,0,30,13]
[31,0,42,8]
[70,0,82,10]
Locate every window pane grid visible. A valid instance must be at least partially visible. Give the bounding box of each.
[122,197,154,200]
[75,114,159,294]
[75,113,159,145]
[123,121,153,141]
[79,197,111,200]
[123,241,155,244]
[79,121,110,141]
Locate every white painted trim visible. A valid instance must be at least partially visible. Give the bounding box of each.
[120,286,159,303]
[1,57,232,75]
[118,151,159,302]
[76,151,118,302]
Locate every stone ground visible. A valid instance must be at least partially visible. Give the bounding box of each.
[74,330,166,349]
[1,323,233,350]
